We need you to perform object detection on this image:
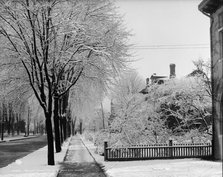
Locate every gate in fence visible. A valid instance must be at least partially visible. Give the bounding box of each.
[104,140,212,161]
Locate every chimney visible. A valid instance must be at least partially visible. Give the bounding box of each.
[169,63,176,79]
[146,78,149,86]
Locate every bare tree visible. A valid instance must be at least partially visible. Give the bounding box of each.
[50,0,131,152]
[190,59,212,97]
[105,70,156,145]
[110,70,145,105]
[0,0,130,165]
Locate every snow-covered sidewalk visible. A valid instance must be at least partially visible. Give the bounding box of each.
[0,138,70,177]
[57,136,106,177]
[81,136,222,177]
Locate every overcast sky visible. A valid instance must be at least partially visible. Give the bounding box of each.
[115,0,210,80]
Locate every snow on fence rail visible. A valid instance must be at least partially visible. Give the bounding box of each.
[104,140,212,161]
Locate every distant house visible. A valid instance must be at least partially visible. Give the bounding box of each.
[199,0,223,160]
[187,69,206,77]
[140,63,176,94]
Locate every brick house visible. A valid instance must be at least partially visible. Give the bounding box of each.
[199,0,223,160]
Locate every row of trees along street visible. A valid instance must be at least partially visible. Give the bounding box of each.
[0,101,45,140]
[0,0,130,165]
[0,78,46,140]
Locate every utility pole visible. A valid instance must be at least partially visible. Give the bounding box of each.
[101,102,105,129]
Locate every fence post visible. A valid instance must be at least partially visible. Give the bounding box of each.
[104,141,108,161]
[169,140,173,158]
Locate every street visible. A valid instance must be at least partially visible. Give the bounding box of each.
[0,135,47,168]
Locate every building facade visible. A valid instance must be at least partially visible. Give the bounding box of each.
[199,0,223,160]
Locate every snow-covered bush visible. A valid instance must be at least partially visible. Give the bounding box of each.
[84,131,95,142]
[98,70,212,147]
[154,77,212,135]
[171,129,212,143]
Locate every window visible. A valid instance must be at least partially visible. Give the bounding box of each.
[219,12,223,29]
[219,12,223,58]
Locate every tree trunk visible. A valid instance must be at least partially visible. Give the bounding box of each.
[7,104,10,135]
[12,113,15,136]
[69,120,71,137]
[16,114,19,135]
[27,107,30,137]
[71,120,74,136]
[37,122,39,134]
[1,122,3,141]
[58,98,63,143]
[67,120,70,137]
[63,117,67,140]
[1,111,4,141]
[33,119,35,135]
[80,121,82,135]
[45,113,55,165]
[69,120,72,137]
[60,116,64,143]
[61,92,69,140]
[72,117,77,136]
[53,96,61,153]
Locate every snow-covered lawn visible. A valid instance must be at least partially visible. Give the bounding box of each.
[82,137,222,177]
[0,138,70,177]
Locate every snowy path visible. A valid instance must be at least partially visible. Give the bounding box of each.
[57,136,106,177]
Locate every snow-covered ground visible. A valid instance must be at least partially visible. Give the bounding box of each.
[82,137,222,177]
[0,136,221,177]
[0,138,70,177]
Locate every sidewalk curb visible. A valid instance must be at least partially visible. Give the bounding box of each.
[62,137,72,162]
[55,136,72,177]
[0,135,42,143]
